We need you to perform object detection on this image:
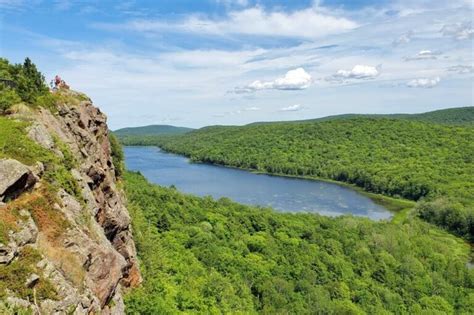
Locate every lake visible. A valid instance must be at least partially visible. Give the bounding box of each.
[124,146,392,220]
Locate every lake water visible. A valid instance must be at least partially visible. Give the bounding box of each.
[124,146,392,220]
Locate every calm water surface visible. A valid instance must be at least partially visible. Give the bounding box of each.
[124,146,392,220]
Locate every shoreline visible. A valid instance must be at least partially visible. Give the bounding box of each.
[124,145,416,222]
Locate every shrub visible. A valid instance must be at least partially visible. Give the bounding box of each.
[0,57,49,108]
[0,85,21,113]
[109,132,125,178]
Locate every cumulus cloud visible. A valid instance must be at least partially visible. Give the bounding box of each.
[404,50,440,61]
[447,65,473,74]
[102,7,357,40]
[327,65,381,82]
[441,23,474,40]
[406,77,440,88]
[279,104,302,112]
[236,68,312,93]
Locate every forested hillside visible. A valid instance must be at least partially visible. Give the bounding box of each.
[251,107,474,126]
[127,118,474,241]
[115,125,193,136]
[124,171,474,314]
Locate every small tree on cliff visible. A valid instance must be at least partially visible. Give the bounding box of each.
[15,57,49,103]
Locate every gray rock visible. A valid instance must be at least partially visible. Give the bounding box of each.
[6,296,32,309]
[25,273,40,288]
[0,159,37,201]
[27,123,55,150]
[11,210,38,246]
[0,243,17,264]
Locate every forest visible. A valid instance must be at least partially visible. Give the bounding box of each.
[271,107,474,125]
[120,118,474,241]
[114,125,194,137]
[124,171,474,314]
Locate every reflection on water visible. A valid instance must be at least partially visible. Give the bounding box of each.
[124,146,392,220]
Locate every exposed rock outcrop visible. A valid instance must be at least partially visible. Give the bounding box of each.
[0,90,141,314]
[0,159,37,202]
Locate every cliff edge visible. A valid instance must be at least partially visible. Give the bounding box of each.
[0,89,141,314]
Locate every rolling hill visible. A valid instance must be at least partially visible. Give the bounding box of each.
[114,124,194,137]
[250,106,474,126]
[314,106,474,125]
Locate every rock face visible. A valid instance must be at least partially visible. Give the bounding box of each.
[0,91,141,314]
[0,159,37,202]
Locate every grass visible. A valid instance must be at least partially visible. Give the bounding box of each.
[0,116,53,166]
[38,236,86,289]
[0,246,58,301]
[0,116,83,201]
[2,184,85,293]
[6,184,71,244]
[0,206,20,244]
[34,89,89,114]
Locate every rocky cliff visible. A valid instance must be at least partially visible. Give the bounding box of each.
[0,90,141,314]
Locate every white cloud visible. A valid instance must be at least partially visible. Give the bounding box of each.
[441,23,474,40]
[215,0,248,7]
[406,77,440,88]
[236,68,312,93]
[243,106,260,111]
[328,65,381,81]
[447,65,473,74]
[392,31,413,46]
[404,50,440,61]
[104,6,357,40]
[279,104,303,112]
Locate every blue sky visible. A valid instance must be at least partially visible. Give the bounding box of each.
[1,0,472,129]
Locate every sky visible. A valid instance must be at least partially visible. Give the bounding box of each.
[0,0,473,129]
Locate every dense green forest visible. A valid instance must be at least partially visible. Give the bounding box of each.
[114,124,193,138]
[124,171,474,314]
[250,107,474,126]
[121,118,474,241]
[118,107,473,147]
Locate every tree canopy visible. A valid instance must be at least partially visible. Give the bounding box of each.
[124,171,474,314]
[0,57,50,112]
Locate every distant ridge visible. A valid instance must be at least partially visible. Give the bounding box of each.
[114,124,194,136]
[250,106,474,126]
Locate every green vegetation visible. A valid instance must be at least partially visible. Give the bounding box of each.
[124,171,474,314]
[115,125,194,146]
[0,117,52,165]
[115,124,193,137]
[0,116,81,199]
[0,57,50,112]
[251,106,474,126]
[0,246,58,301]
[124,118,474,240]
[109,132,125,178]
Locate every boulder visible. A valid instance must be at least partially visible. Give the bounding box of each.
[27,123,54,150]
[0,159,37,202]
[11,210,39,246]
[0,243,17,264]
[25,273,40,288]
